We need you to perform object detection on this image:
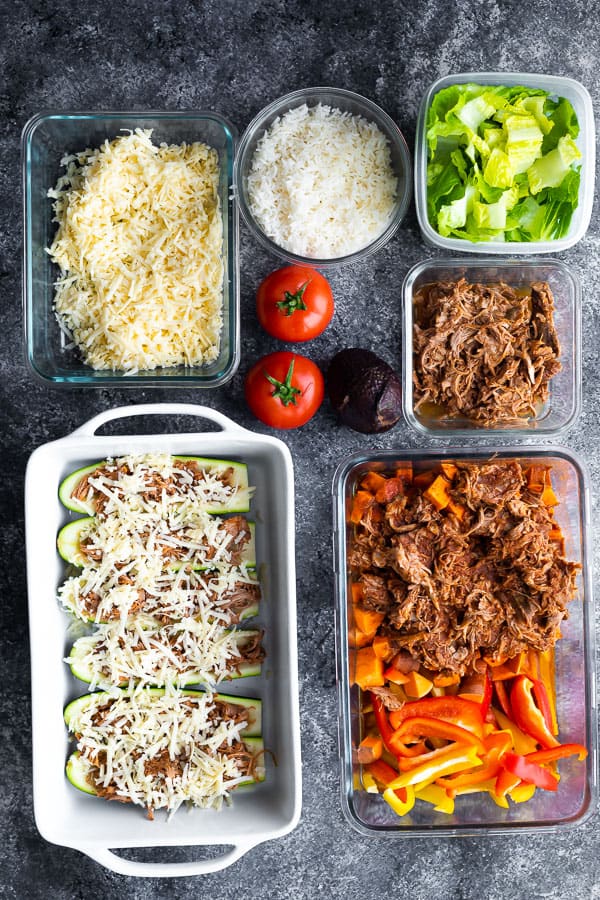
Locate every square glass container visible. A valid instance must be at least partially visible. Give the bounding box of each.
[333,447,596,836]
[402,257,581,438]
[22,112,239,387]
[414,72,595,254]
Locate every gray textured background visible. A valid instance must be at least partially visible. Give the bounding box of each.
[2,0,599,897]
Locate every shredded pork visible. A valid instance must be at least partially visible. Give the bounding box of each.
[413,279,562,426]
[349,461,579,677]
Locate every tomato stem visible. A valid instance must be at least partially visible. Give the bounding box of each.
[276,281,309,316]
[264,359,301,406]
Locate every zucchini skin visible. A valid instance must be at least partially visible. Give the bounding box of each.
[58,457,250,516]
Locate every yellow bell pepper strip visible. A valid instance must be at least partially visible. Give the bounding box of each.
[383,784,415,816]
[415,783,455,814]
[509,781,536,803]
[388,696,485,737]
[361,771,379,793]
[453,779,510,809]
[387,745,482,790]
[389,716,486,755]
[492,707,538,755]
[502,752,559,791]
[436,731,512,795]
[525,743,588,764]
[510,675,560,749]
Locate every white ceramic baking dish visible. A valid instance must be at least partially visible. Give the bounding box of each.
[25,404,301,878]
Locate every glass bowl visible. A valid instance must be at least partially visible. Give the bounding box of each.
[333,446,596,836]
[402,257,581,438]
[234,87,412,267]
[414,72,595,254]
[22,111,239,387]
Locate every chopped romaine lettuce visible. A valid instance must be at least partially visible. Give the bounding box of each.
[426,82,581,242]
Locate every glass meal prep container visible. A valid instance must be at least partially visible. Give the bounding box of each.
[414,72,595,255]
[22,111,239,387]
[402,257,581,438]
[333,447,596,836]
[234,86,412,267]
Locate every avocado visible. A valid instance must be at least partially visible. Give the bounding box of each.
[327,348,402,434]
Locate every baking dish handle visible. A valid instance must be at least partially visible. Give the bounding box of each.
[70,404,251,437]
[80,841,258,877]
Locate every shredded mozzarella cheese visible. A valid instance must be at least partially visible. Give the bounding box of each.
[247,103,398,258]
[47,130,224,372]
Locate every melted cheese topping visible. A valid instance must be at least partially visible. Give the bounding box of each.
[47,130,224,372]
[70,691,254,814]
[247,103,398,258]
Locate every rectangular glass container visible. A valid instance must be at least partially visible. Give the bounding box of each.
[402,257,581,438]
[23,111,239,387]
[333,446,596,836]
[414,72,595,254]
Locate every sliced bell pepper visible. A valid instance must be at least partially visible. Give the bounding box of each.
[509,781,536,803]
[366,758,399,787]
[388,695,484,737]
[397,742,466,772]
[502,752,559,791]
[510,675,559,749]
[495,767,521,799]
[436,731,512,794]
[492,708,538,755]
[415,783,455,814]
[361,770,379,793]
[387,745,482,790]
[530,678,554,733]
[453,778,509,808]
[389,717,485,754]
[525,743,588,765]
[382,784,415,816]
[370,694,397,755]
[538,648,558,736]
[493,680,512,718]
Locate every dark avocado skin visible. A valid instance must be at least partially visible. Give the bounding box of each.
[327,348,403,434]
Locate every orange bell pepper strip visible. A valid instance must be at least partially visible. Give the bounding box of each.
[389,717,485,755]
[396,742,466,772]
[493,681,512,718]
[510,675,559,749]
[525,744,588,764]
[436,731,512,795]
[389,695,485,738]
[502,752,559,791]
[495,767,522,799]
[387,745,482,790]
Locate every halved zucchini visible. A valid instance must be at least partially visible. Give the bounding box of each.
[67,629,263,686]
[59,457,250,516]
[64,688,262,734]
[66,735,266,797]
[57,518,256,570]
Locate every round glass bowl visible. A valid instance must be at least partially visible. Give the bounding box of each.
[234,87,412,267]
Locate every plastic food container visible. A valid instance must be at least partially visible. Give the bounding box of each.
[22,112,239,387]
[333,446,596,836]
[25,405,301,877]
[402,257,581,438]
[414,72,595,254]
[234,87,412,267]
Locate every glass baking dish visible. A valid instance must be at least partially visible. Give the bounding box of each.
[402,257,581,438]
[414,72,595,254]
[333,446,596,836]
[22,111,239,387]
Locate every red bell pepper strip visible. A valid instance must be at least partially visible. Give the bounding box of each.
[366,759,409,803]
[495,768,521,799]
[531,678,553,733]
[388,696,484,737]
[510,675,560,749]
[525,744,588,765]
[494,680,512,719]
[370,693,396,755]
[502,752,559,791]
[389,716,485,754]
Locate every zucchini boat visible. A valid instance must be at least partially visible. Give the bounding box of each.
[57,517,256,570]
[59,455,251,516]
[64,689,264,814]
[66,626,264,687]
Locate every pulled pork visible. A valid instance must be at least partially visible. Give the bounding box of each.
[349,461,579,677]
[413,279,562,426]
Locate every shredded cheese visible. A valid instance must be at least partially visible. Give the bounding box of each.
[68,691,257,814]
[247,103,398,258]
[47,130,224,372]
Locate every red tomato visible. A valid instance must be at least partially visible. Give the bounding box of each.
[256,266,334,342]
[245,351,324,429]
